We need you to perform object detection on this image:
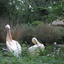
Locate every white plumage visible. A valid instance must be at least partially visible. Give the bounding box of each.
[5,24,21,57]
[28,37,45,55]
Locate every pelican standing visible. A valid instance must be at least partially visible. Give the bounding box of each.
[5,24,21,57]
[28,37,45,55]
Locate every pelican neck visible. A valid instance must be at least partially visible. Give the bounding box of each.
[6,29,12,41]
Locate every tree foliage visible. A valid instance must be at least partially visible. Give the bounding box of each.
[0,0,64,23]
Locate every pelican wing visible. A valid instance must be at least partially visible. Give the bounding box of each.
[6,40,21,57]
[28,44,45,55]
[15,40,21,54]
[28,45,40,55]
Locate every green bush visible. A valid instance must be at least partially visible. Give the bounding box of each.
[33,23,61,44]
[19,22,62,44]
[0,19,29,44]
[0,44,64,64]
[0,19,63,45]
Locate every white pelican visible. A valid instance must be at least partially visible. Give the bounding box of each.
[28,37,45,55]
[5,24,21,57]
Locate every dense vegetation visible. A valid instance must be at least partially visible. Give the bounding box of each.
[0,0,64,64]
[0,44,64,64]
[0,0,64,23]
[0,0,64,44]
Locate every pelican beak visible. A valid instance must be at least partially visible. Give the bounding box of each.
[33,40,37,45]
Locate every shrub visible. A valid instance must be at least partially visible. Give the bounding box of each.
[11,24,28,40]
[0,19,63,45]
[57,27,64,43]
[21,22,62,44]
[33,23,61,44]
[0,18,28,44]
[22,24,34,44]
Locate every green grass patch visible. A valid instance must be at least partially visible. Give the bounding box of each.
[0,44,64,64]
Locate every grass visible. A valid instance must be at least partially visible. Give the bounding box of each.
[0,44,64,64]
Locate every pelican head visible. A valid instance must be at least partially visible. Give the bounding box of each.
[5,24,10,29]
[32,37,38,45]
